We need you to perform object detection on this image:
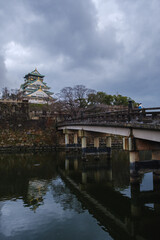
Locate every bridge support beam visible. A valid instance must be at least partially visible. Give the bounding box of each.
[78,130,88,152]
[74,133,78,145]
[128,137,133,151]
[106,136,112,148]
[123,137,128,150]
[62,129,80,149]
[94,137,99,148]
[81,137,87,149]
[123,137,134,151]
[65,134,69,146]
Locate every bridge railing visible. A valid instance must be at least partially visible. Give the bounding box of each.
[58,107,160,125]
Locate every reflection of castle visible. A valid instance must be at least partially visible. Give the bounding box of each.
[20,68,53,104]
[26,180,48,211]
[0,153,58,211]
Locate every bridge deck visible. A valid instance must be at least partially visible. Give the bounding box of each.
[58,107,160,142]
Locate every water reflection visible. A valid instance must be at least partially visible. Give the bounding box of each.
[51,178,84,213]
[60,151,160,240]
[0,151,160,239]
[0,152,111,240]
[0,153,58,205]
[24,179,48,211]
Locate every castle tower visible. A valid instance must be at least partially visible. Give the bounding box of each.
[20,68,53,104]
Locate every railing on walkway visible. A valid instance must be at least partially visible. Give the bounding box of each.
[58,107,160,126]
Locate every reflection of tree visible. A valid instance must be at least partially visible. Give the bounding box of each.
[24,179,49,212]
[51,178,84,213]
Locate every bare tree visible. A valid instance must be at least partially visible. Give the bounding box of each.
[1,88,23,100]
[2,87,10,99]
[58,85,95,117]
[74,85,95,108]
[58,87,77,116]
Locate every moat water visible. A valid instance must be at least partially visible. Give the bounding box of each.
[0,151,159,240]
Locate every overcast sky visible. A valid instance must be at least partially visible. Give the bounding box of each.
[0,0,160,106]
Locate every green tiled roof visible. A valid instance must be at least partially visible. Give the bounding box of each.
[24,68,44,78]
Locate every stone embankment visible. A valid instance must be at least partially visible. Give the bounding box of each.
[0,100,64,152]
[0,119,64,152]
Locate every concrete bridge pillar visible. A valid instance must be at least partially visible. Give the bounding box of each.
[128,137,133,151]
[106,136,112,148]
[94,137,99,148]
[123,137,139,165]
[123,137,128,150]
[74,133,78,145]
[81,137,87,149]
[123,137,134,151]
[78,130,87,150]
[65,134,69,146]
[63,129,79,147]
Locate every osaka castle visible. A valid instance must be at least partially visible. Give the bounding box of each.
[20,68,53,104]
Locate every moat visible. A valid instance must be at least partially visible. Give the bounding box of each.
[0,151,159,240]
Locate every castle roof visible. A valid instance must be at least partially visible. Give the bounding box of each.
[29,79,48,88]
[26,88,51,98]
[24,68,44,78]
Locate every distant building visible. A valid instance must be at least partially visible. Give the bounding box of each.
[20,68,53,104]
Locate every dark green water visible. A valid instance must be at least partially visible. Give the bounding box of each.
[0,151,159,240]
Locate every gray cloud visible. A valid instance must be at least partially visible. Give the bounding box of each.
[0,0,160,106]
[21,0,122,69]
[0,54,7,88]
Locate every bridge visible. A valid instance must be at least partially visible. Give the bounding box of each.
[58,107,160,166]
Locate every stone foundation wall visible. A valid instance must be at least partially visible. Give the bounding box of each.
[0,100,65,150]
[0,100,29,122]
[0,119,64,151]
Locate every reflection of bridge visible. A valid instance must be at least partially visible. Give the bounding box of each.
[60,155,160,240]
[58,107,160,166]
